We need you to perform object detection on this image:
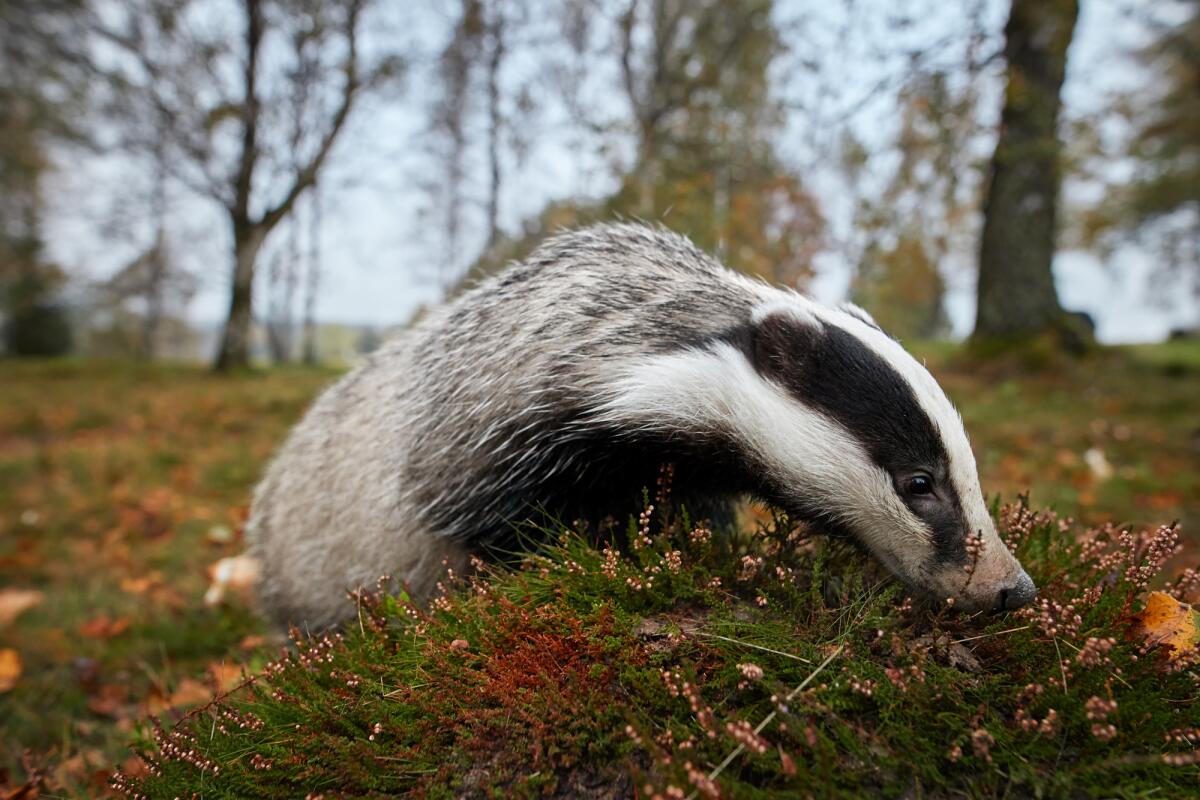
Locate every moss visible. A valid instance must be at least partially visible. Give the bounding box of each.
[115,498,1200,799]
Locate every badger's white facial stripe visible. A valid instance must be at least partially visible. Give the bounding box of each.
[590,342,934,582]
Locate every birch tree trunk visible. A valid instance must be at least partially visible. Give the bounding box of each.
[972,0,1079,343]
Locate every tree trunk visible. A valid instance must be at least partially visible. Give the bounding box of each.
[484,2,504,250]
[302,189,321,365]
[143,133,169,360]
[972,0,1079,342]
[142,233,166,360]
[215,221,265,371]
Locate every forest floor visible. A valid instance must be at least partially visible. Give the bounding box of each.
[0,342,1196,796]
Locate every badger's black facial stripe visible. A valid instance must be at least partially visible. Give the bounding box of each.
[747,312,969,564]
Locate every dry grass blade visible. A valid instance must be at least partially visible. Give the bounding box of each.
[694,632,812,664]
[951,625,1030,644]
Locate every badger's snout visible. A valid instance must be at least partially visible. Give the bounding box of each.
[996,571,1036,612]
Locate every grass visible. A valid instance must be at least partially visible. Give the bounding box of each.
[0,344,1197,796]
[0,360,336,795]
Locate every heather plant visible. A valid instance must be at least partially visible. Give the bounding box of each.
[115,491,1199,799]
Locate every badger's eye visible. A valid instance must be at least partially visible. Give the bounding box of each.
[904,475,934,496]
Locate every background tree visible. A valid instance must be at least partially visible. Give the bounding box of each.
[455,0,825,292]
[973,0,1080,344]
[1070,0,1199,305]
[611,0,824,287]
[86,242,198,358]
[301,187,323,365]
[424,0,534,289]
[99,0,405,370]
[845,67,990,340]
[0,0,91,356]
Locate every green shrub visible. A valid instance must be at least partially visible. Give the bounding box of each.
[5,301,73,356]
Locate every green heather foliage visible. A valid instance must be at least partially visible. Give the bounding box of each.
[116,492,1200,799]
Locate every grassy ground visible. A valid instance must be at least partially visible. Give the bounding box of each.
[0,344,1197,795]
[120,500,1200,798]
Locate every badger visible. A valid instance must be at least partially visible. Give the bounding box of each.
[248,223,1035,628]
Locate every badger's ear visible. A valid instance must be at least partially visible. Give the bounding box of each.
[838,302,897,340]
[838,302,881,331]
[749,301,822,384]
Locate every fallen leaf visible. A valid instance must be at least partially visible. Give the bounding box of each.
[910,635,982,673]
[120,756,149,780]
[0,783,40,800]
[0,649,21,692]
[79,615,131,640]
[120,573,163,594]
[145,677,215,715]
[86,684,129,718]
[1083,447,1114,481]
[0,589,43,627]
[167,677,214,709]
[634,617,666,639]
[779,747,797,777]
[53,748,106,786]
[204,554,260,606]
[1131,591,1200,660]
[208,661,244,692]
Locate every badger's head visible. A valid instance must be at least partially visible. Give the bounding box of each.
[741,300,1035,613]
[599,295,1035,613]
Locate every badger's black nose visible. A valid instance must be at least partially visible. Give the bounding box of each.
[997,572,1037,611]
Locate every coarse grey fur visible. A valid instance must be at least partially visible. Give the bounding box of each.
[249,223,1032,628]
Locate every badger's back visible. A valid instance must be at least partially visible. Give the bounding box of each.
[249,225,770,627]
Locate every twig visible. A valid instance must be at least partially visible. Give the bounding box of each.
[688,643,845,799]
[694,632,812,664]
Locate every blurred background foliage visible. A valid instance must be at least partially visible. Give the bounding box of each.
[0,0,1195,366]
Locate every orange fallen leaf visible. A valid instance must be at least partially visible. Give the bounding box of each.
[120,573,164,594]
[79,615,131,640]
[145,676,217,715]
[1131,591,1200,660]
[779,747,797,777]
[167,677,214,709]
[120,755,150,780]
[0,782,41,800]
[53,747,107,786]
[86,684,130,718]
[208,661,244,692]
[0,589,43,627]
[0,648,21,692]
